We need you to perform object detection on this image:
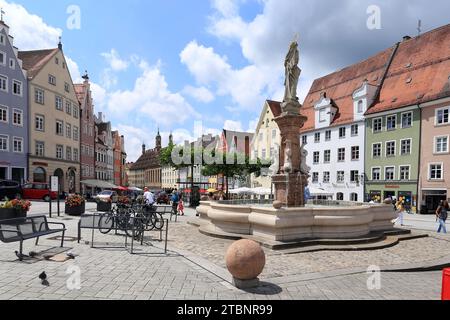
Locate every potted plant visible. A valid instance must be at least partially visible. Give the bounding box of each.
[0,199,31,220]
[97,198,112,212]
[65,194,86,216]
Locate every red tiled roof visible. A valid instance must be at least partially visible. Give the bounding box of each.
[366,24,450,114]
[18,48,59,79]
[130,149,161,171]
[266,100,282,117]
[300,46,394,133]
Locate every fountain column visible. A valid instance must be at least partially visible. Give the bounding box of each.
[272,39,309,208]
[272,111,308,207]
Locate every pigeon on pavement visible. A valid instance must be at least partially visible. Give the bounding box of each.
[39,272,49,286]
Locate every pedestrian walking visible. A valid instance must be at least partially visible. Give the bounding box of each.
[436,200,449,234]
[171,190,180,215]
[396,199,405,226]
[178,198,185,216]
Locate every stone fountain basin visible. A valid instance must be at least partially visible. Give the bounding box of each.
[197,202,398,242]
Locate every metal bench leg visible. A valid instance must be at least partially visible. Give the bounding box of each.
[61,230,65,248]
[78,222,81,243]
[19,241,23,261]
[35,237,40,246]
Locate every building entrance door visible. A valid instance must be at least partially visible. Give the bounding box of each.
[423,191,447,215]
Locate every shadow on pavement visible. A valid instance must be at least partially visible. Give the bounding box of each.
[241,281,283,295]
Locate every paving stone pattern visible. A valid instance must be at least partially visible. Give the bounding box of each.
[0,214,446,300]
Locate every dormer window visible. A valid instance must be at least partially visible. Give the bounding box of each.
[314,93,338,129]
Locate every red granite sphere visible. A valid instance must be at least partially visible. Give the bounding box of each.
[225,240,266,280]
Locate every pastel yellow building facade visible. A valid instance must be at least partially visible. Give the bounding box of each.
[250,100,281,189]
[19,45,81,193]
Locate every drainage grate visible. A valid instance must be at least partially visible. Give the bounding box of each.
[48,236,78,242]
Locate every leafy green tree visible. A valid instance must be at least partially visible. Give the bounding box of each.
[201,151,270,198]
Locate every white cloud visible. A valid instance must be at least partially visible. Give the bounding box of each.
[211,0,242,17]
[180,40,276,112]
[182,85,215,103]
[115,125,149,163]
[0,0,62,50]
[90,82,107,110]
[223,120,243,132]
[106,58,200,126]
[101,49,129,72]
[248,117,259,133]
[65,56,82,82]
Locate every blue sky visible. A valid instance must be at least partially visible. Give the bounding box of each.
[2,0,450,161]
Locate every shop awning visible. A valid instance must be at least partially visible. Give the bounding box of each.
[308,186,334,196]
[81,180,118,189]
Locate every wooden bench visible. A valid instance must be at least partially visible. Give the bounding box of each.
[0,216,66,261]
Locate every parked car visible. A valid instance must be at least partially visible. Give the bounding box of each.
[95,190,118,203]
[21,183,58,202]
[0,180,22,200]
[156,192,170,205]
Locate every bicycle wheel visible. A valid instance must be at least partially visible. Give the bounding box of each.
[151,212,165,231]
[125,213,144,239]
[98,213,114,234]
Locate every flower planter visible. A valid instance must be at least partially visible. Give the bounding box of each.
[97,201,112,212]
[65,202,86,216]
[0,208,26,220]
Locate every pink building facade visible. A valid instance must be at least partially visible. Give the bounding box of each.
[76,73,96,195]
[419,99,450,214]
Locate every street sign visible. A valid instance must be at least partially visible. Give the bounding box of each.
[51,176,59,192]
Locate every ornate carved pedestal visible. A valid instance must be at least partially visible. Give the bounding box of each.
[273,110,309,208]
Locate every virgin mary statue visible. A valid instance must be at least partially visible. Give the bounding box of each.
[283,41,301,105]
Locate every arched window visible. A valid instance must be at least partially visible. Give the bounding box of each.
[350,193,358,202]
[33,167,47,183]
[336,193,344,201]
[357,100,364,113]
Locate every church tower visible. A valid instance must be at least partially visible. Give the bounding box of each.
[156,129,162,151]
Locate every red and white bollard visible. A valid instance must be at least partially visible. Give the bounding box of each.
[442,268,450,300]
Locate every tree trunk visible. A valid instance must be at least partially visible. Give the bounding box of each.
[226,176,229,200]
[190,165,194,207]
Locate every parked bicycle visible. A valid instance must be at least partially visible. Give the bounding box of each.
[136,202,165,231]
[97,204,138,238]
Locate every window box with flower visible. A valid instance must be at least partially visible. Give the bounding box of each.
[0,199,32,220]
[65,194,86,216]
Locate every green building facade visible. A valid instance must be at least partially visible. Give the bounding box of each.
[364,106,421,212]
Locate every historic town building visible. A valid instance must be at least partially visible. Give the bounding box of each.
[95,113,114,184]
[75,72,95,193]
[416,25,450,213]
[19,41,80,193]
[365,25,450,213]
[299,46,394,202]
[128,131,162,190]
[0,19,28,183]
[94,120,109,182]
[161,133,179,190]
[112,131,126,186]
[250,100,281,189]
[178,134,219,193]
[217,129,253,191]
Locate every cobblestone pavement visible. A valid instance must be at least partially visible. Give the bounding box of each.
[167,220,450,279]
[0,213,446,300]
